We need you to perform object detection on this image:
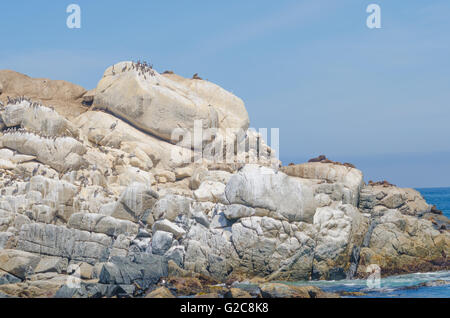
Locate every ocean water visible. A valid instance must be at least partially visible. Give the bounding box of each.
[284,188,450,298]
[287,271,450,298]
[417,187,450,219]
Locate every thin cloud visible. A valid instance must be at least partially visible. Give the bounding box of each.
[189,1,337,56]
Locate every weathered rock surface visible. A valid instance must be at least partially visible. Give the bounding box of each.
[0,64,448,298]
[0,70,87,120]
[357,209,449,277]
[312,204,369,280]
[99,254,168,290]
[112,182,159,222]
[225,165,316,222]
[162,72,249,135]
[259,282,336,298]
[359,185,431,216]
[145,286,175,298]
[0,101,78,137]
[281,162,364,207]
[16,223,113,265]
[92,62,219,146]
[68,212,139,237]
[0,249,41,279]
[1,132,86,172]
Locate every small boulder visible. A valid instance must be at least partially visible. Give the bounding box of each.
[151,231,174,256]
[145,286,175,298]
[226,288,252,298]
[223,204,255,220]
[35,256,68,274]
[152,219,186,239]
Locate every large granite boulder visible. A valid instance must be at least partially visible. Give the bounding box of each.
[92,62,219,147]
[0,101,78,138]
[162,72,250,142]
[99,254,168,290]
[75,110,191,169]
[112,182,159,222]
[225,165,316,223]
[0,249,41,279]
[1,131,86,172]
[281,162,364,207]
[0,64,449,297]
[16,223,113,265]
[312,204,369,280]
[359,184,431,216]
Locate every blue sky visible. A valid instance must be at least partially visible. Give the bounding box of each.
[1,0,449,187]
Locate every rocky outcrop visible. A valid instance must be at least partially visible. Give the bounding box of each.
[0,100,78,138]
[99,254,168,291]
[92,62,219,147]
[0,63,448,298]
[0,249,41,279]
[312,204,369,280]
[1,131,86,172]
[259,283,337,298]
[0,70,87,120]
[357,209,449,277]
[74,110,189,170]
[359,184,431,216]
[225,165,317,222]
[67,212,139,237]
[162,72,250,135]
[281,162,364,207]
[16,223,113,265]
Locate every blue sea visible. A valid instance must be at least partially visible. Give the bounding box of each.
[417,187,450,219]
[287,188,450,298]
[287,271,450,298]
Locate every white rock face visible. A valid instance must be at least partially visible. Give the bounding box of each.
[68,212,139,237]
[163,72,250,148]
[194,181,228,204]
[149,195,193,223]
[16,223,113,265]
[225,165,316,222]
[359,185,431,216]
[1,132,86,172]
[152,219,186,239]
[75,111,191,170]
[92,62,219,147]
[0,249,41,279]
[231,216,316,280]
[112,182,159,222]
[0,101,78,137]
[282,162,364,207]
[29,176,78,206]
[0,159,15,170]
[312,204,369,279]
[223,204,255,220]
[163,72,249,133]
